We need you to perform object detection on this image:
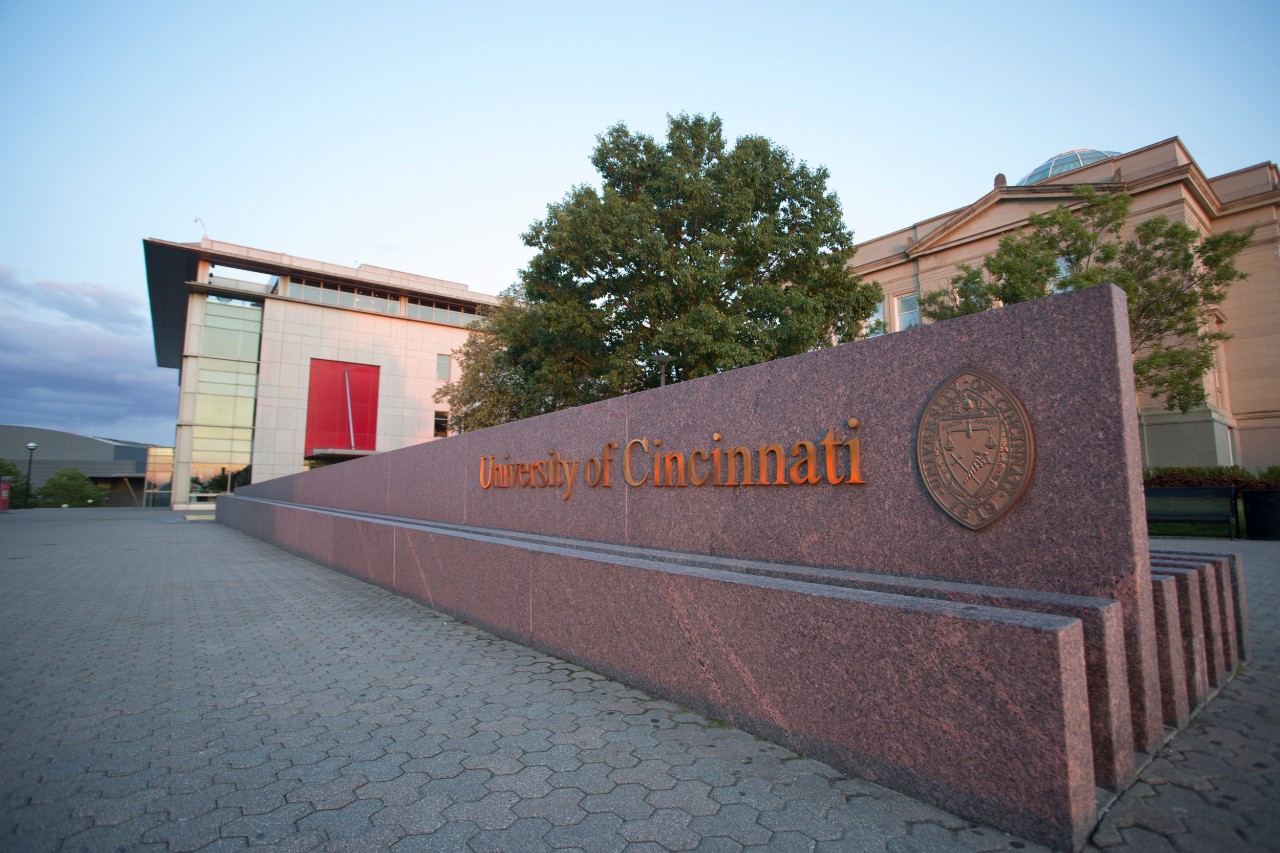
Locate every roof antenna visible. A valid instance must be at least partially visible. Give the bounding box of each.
[194,218,208,238]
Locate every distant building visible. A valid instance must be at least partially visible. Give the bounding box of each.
[143,239,500,510]
[852,138,1279,470]
[0,425,160,506]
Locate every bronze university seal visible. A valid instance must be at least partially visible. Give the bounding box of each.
[917,367,1034,530]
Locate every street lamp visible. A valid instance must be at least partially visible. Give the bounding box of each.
[24,442,37,509]
[655,352,672,388]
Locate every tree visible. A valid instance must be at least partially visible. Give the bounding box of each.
[920,187,1252,412]
[437,113,882,431]
[36,468,108,508]
[0,459,31,508]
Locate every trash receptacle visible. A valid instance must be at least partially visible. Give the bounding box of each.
[1242,489,1280,540]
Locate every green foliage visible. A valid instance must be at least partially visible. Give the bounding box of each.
[36,468,109,507]
[921,186,1252,412]
[1143,465,1279,490]
[0,459,31,508]
[435,309,534,433]
[437,113,882,431]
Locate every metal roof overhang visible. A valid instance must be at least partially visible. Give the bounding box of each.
[145,237,498,369]
[144,238,202,369]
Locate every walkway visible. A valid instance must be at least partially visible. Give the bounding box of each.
[1,508,1275,851]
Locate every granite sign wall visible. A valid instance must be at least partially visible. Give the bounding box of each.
[219,284,1248,850]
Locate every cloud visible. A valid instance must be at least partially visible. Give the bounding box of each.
[0,267,175,445]
[0,265,148,335]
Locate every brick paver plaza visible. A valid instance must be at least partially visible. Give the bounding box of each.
[2,508,1277,851]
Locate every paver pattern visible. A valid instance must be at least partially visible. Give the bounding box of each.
[1086,538,1280,853]
[1,508,1276,851]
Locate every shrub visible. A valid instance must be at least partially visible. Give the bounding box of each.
[1142,465,1276,490]
[0,459,31,508]
[36,468,109,508]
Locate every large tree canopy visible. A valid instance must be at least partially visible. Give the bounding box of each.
[920,187,1252,412]
[437,113,881,431]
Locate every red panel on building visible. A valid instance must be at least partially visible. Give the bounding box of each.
[305,359,380,453]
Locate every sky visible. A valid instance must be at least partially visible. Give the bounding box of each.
[1,0,1277,446]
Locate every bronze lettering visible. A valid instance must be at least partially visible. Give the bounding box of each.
[820,428,844,484]
[624,438,649,487]
[756,444,786,485]
[659,452,688,487]
[600,442,617,488]
[845,437,863,484]
[689,449,711,486]
[789,441,820,485]
[725,446,753,486]
[560,458,578,500]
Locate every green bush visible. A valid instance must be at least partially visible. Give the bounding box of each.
[0,459,32,508]
[1143,465,1277,490]
[36,468,109,508]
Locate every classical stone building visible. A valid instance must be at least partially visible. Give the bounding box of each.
[852,138,1279,470]
[144,238,499,510]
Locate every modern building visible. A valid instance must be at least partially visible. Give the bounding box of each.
[0,425,159,506]
[143,238,500,510]
[852,138,1280,470]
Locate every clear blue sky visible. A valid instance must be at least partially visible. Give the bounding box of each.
[2,0,1276,446]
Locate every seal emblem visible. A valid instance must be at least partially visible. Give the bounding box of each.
[917,367,1034,530]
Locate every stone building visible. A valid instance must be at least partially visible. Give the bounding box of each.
[851,138,1279,470]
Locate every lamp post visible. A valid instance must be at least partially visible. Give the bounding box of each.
[24,442,37,509]
[655,352,672,388]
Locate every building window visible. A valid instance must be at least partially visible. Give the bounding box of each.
[407,297,480,328]
[286,277,402,316]
[865,302,885,337]
[434,412,449,438]
[436,354,452,381]
[895,294,920,330]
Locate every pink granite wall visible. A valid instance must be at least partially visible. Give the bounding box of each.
[218,497,1097,849]
[234,284,1160,748]
[219,284,1172,849]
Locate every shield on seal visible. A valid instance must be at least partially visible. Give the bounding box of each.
[916,367,1034,530]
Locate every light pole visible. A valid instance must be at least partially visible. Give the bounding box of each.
[655,352,672,388]
[24,442,37,509]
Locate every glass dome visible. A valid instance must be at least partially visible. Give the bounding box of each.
[1016,149,1121,186]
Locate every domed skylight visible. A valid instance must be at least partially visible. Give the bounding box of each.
[1016,149,1121,186]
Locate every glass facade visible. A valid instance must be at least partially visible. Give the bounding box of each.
[144,447,174,507]
[407,297,479,328]
[188,296,261,502]
[287,278,401,315]
[282,276,479,328]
